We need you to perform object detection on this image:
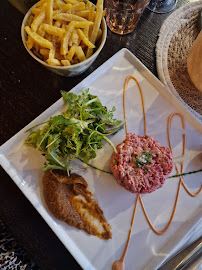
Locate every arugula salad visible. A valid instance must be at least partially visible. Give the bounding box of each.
[26,89,124,174]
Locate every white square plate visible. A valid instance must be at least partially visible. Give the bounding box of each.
[0,48,201,270]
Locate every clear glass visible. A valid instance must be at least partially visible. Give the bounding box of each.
[147,0,178,13]
[105,0,150,35]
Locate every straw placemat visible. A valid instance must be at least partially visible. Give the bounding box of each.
[156,1,202,124]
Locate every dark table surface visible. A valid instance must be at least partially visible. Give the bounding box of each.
[0,0,196,269]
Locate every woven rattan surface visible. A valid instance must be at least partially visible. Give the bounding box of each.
[156,1,202,123]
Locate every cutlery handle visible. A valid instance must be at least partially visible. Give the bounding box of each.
[174,242,202,270]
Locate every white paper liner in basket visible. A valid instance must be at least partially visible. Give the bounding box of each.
[156,1,202,125]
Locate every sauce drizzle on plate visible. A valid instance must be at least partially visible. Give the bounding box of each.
[112,75,202,270]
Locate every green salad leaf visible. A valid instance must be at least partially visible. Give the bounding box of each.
[25,89,124,174]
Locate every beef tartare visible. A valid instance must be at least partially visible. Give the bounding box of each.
[110,133,173,193]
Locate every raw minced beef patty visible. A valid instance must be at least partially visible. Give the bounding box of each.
[110,133,173,194]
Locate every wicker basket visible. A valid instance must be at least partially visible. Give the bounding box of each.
[156,1,202,123]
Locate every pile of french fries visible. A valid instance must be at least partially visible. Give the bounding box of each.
[25,0,104,66]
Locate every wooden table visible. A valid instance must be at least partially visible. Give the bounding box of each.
[0,0,195,269]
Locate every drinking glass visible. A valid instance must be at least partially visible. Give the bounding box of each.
[105,0,150,35]
[147,0,178,13]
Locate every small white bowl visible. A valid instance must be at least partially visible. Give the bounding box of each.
[21,5,107,77]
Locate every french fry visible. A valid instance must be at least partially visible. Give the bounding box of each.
[43,23,66,37]
[25,0,104,66]
[37,24,46,37]
[83,26,89,38]
[64,0,79,5]
[62,22,67,29]
[54,20,62,27]
[40,48,49,58]
[75,10,90,18]
[75,46,86,61]
[25,26,53,49]
[55,50,65,60]
[34,42,40,52]
[85,6,94,43]
[27,14,34,27]
[32,49,42,59]
[77,29,95,48]
[88,6,95,21]
[53,0,65,9]
[53,13,87,22]
[44,32,52,43]
[60,21,75,55]
[96,28,102,41]
[86,0,103,58]
[48,45,55,59]
[73,21,93,28]
[52,9,61,16]
[31,10,45,32]
[69,40,73,46]
[26,36,34,50]
[62,3,72,11]
[87,6,95,38]
[63,2,85,12]
[71,29,80,46]
[46,0,53,25]
[31,8,42,15]
[61,59,71,66]
[35,0,46,7]
[72,2,85,11]
[47,58,61,65]
[66,45,76,61]
[86,1,92,10]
